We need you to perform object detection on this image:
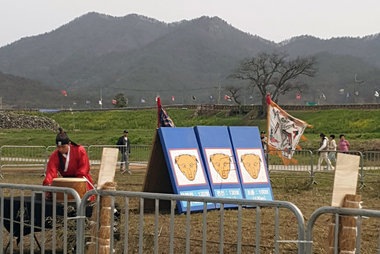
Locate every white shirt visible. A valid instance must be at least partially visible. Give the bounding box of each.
[328,139,337,151]
[318,137,328,151]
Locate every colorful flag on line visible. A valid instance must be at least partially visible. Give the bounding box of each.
[157,97,175,128]
[266,94,312,165]
[112,99,117,105]
[99,100,102,105]
[375,91,379,97]
[62,90,67,96]
[171,96,175,102]
[296,94,301,100]
[141,98,146,103]
[224,95,232,101]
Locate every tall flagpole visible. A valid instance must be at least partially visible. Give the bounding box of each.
[157,96,161,128]
[99,88,103,110]
[266,94,271,149]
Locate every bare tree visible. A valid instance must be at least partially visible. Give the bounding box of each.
[229,52,317,116]
[225,85,242,105]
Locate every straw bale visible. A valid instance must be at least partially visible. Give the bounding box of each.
[98,245,110,254]
[327,194,361,253]
[98,225,111,239]
[85,181,116,253]
[101,182,117,190]
[340,215,357,227]
[339,227,357,251]
[100,207,111,219]
[101,196,112,207]
[98,237,111,245]
[87,244,96,254]
[342,194,361,209]
[327,221,336,253]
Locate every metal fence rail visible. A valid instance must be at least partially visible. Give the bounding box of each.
[306,206,380,253]
[1,145,380,186]
[310,150,365,187]
[363,151,380,170]
[267,149,313,173]
[0,183,82,254]
[2,183,380,253]
[0,145,149,178]
[77,190,306,254]
[0,146,47,178]
[87,145,150,166]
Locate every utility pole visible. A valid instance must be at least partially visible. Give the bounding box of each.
[217,84,221,105]
[99,89,103,109]
[354,73,365,104]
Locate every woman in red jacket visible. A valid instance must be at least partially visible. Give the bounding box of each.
[43,128,95,199]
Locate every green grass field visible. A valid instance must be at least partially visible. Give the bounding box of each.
[1,108,380,151]
[1,107,380,252]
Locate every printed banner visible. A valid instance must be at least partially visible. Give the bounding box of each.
[229,126,273,201]
[266,94,312,164]
[195,126,244,203]
[158,127,214,213]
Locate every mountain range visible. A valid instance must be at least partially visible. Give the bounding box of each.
[0,12,379,108]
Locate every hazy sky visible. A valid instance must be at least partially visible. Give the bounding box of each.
[1,0,379,47]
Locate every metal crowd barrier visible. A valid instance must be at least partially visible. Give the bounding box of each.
[0,183,82,254]
[1,146,380,186]
[0,146,47,178]
[361,151,380,187]
[306,206,380,253]
[87,145,150,167]
[362,151,380,170]
[2,183,380,253]
[267,149,313,172]
[0,145,149,178]
[77,190,306,254]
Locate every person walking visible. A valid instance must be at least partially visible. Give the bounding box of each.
[317,133,334,170]
[117,130,131,174]
[260,131,267,152]
[339,134,350,152]
[328,134,337,164]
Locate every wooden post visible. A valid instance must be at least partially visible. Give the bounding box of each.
[327,194,361,253]
[87,182,117,254]
[87,148,118,253]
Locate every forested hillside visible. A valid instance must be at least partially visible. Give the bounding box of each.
[0,13,379,108]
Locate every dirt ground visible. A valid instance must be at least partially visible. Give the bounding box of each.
[1,165,380,253]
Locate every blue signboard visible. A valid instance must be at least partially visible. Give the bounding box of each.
[158,127,214,213]
[228,126,273,201]
[194,126,244,203]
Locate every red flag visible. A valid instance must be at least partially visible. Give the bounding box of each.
[157,97,175,128]
[224,95,231,101]
[171,96,175,102]
[62,90,67,96]
[296,94,301,100]
[112,99,117,105]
